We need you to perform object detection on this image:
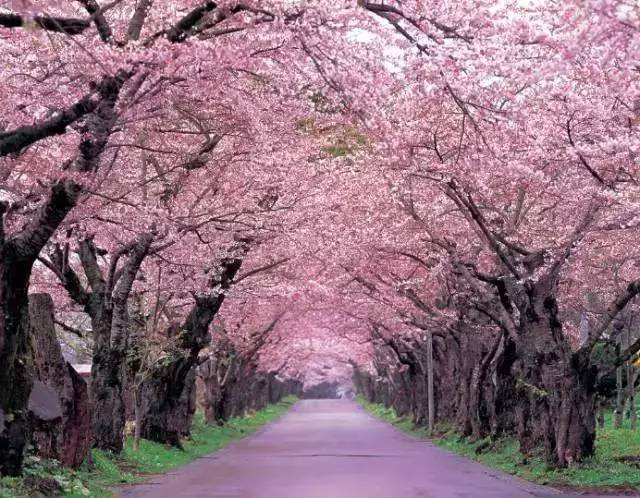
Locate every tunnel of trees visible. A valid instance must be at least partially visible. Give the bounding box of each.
[0,0,639,479]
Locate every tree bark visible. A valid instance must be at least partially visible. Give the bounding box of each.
[90,319,127,452]
[138,241,249,445]
[623,329,636,428]
[0,182,81,475]
[90,234,154,453]
[513,291,596,467]
[48,232,153,453]
[137,356,196,447]
[29,293,91,468]
[0,71,127,472]
[614,333,624,429]
[0,253,33,476]
[628,368,637,430]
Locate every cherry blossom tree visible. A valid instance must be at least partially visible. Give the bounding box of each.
[2,0,639,476]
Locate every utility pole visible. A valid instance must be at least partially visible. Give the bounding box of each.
[426,329,435,435]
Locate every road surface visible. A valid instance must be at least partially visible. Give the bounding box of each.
[119,400,626,498]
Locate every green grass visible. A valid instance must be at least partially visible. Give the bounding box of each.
[0,396,297,498]
[357,395,640,491]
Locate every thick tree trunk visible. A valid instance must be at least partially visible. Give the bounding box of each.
[138,244,249,445]
[90,311,126,453]
[198,357,233,426]
[29,293,91,468]
[137,357,196,447]
[468,363,484,439]
[468,334,504,440]
[0,255,33,476]
[514,293,596,467]
[54,233,153,453]
[0,184,83,474]
[455,334,474,436]
[484,335,514,437]
[209,391,228,426]
[0,73,125,474]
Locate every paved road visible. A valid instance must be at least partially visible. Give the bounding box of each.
[120,400,628,498]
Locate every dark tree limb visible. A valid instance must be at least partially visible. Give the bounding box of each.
[566,115,609,187]
[78,239,106,294]
[77,0,114,43]
[600,336,640,378]
[181,239,251,353]
[0,96,98,157]
[0,12,90,34]
[543,208,596,286]
[145,1,218,45]
[241,315,282,362]
[12,181,82,262]
[69,70,130,172]
[585,279,640,352]
[1,72,128,158]
[233,257,290,284]
[41,244,92,308]
[110,232,154,350]
[444,182,521,279]
[126,0,153,41]
[53,319,86,338]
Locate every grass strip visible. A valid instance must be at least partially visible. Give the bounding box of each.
[357,395,640,491]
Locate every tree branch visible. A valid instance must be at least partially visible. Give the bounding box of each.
[42,244,92,307]
[126,0,153,41]
[566,116,608,187]
[585,279,640,352]
[0,73,128,158]
[76,0,114,42]
[146,1,218,45]
[54,319,86,338]
[1,93,97,157]
[78,238,106,294]
[12,180,81,262]
[0,12,90,34]
[233,257,290,284]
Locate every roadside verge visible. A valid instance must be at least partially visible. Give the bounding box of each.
[357,396,640,495]
[0,396,298,498]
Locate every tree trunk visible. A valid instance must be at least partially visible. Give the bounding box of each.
[0,255,33,476]
[455,335,474,436]
[487,335,515,437]
[137,243,248,445]
[90,311,126,453]
[628,367,637,430]
[514,292,596,467]
[623,329,636,428]
[198,357,232,426]
[137,357,196,447]
[29,293,91,468]
[0,73,125,473]
[614,335,624,429]
[133,390,141,452]
[468,363,484,439]
[0,183,84,474]
[77,233,153,453]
